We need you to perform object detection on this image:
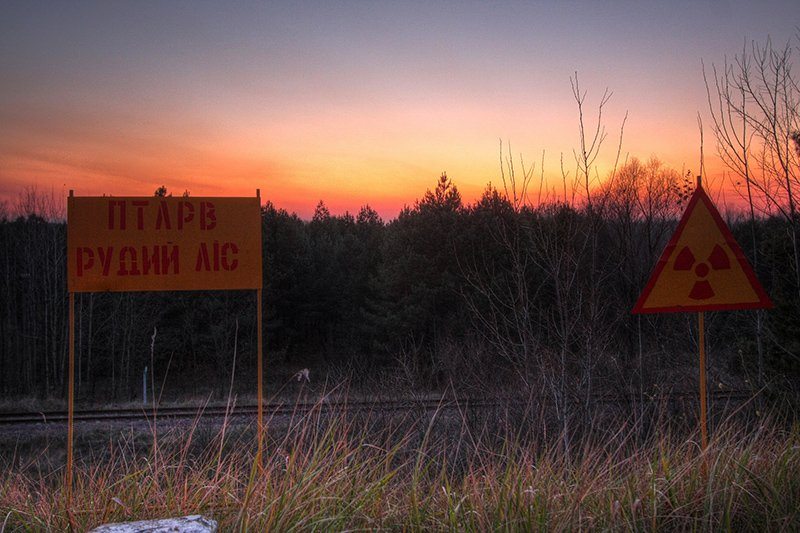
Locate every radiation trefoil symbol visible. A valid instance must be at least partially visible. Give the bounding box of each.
[673,244,730,300]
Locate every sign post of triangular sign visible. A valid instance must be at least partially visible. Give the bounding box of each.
[632,183,773,314]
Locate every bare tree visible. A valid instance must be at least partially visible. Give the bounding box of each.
[704,36,800,391]
[459,78,630,456]
[704,36,800,296]
[571,74,610,213]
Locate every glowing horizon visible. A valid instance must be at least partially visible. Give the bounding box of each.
[0,1,796,221]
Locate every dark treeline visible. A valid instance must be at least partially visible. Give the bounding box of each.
[1,162,799,412]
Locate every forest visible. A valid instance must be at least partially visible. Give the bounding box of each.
[1,162,798,408]
[1,38,798,415]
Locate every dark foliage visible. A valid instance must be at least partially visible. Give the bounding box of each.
[0,175,798,406]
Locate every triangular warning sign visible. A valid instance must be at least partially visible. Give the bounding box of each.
[632,184,773,314]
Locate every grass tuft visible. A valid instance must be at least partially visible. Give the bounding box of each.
[1,396,799,531]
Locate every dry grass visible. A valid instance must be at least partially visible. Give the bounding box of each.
[1,396,799,531]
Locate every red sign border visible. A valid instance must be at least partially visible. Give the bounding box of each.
[632,185,773,314]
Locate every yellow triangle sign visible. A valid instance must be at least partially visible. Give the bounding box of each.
[632,184,772,313]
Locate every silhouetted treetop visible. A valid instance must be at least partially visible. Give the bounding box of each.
[417,172,461,212]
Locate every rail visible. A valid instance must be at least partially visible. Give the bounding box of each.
[0,390,759,427]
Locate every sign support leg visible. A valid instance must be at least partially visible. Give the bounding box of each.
[66,291,75,508]
[699,311,708,452]
[255,189,264,468]
[257,288,264,468]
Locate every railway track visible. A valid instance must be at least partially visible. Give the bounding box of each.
[0,397,493,426]
[0,390,758,427]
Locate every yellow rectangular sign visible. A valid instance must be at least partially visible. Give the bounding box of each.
[68,196,262,292]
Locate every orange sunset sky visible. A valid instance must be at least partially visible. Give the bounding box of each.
[1,0,797,220]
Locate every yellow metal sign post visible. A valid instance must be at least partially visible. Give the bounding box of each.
[256,189,264,468]
[698,311,707,451]
[65,191,264,504]
[633,177,772,455]
[67,291,75,511]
